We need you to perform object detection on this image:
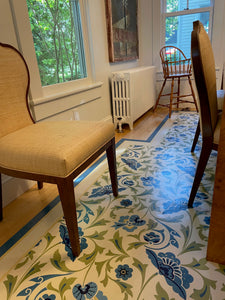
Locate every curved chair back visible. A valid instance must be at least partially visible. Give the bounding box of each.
[188,20,220,208]
[191,21,218,142]
[0,43,33,138]
[160,46,192,78]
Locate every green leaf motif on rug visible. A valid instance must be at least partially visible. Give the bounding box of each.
[15,250,35,270]
[185,258,209,270]
[3,274,18,300]
[44,232,56,248]
[110,231,128,256]
[79,244,104,265]
[154,282,176,300]
[190,276,217,300]
[51,250,74,272]
[86,230,108,240]
[132,258,148,287]
[180,241,205,255]
[115,280,133,298]
[87,206,110,228]
[23,261,47,281]
[47,277,76,299]
[196,223,209,242]
[127,241,147,250]
[95,260,110,277]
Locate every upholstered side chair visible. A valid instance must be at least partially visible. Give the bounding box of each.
[188,21,222,208]
[153,46,198,117]
[0,43,118,257]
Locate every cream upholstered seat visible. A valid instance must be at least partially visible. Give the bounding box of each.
[188,21,223,208]
[0,121,115,177]
[0,43,118,258]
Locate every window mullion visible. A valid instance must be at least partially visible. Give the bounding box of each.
[164,6,212,18]
[71,0,87,78]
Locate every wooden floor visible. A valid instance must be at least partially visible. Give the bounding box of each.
[0,107,169,247]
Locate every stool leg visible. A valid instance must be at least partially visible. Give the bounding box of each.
[153,78,167,112]
[169,78,175,118]
[177,77,180,108]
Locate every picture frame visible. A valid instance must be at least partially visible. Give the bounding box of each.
[105,0,139,63]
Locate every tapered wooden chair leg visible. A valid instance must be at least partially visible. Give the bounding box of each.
[57,179,81,257]
[191,120,200,152]
[177,77,180,108]
[153,78,167,112]
[169,78,175,118]
[106,138,118,197]
[0,173,2,221]
[37,181,43,189]
[188,145,212,208]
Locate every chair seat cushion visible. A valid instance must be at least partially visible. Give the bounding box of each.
[0,120,114,177]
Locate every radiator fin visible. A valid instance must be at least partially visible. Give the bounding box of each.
[111,66,156,131]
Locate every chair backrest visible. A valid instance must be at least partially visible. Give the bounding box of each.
[191,21,218,140]
[0,43,33,138]
[160,46,191,77]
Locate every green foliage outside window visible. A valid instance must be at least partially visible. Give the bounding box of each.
[165,0,178,44]
[27,0,86,86]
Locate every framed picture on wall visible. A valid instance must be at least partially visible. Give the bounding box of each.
[105,0,139,63]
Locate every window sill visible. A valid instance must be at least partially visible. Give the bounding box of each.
[30,81,103,107]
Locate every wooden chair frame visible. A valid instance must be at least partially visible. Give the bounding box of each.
[188,21,218,208]
[0,43,118,258]
[154,46,198,117]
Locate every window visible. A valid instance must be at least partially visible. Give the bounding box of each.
[27,0,86,87]
[10,0,93,100]
[161,0,214,58]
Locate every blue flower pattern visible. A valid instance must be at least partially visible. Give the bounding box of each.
[73,282,97,300]
[112,215,146,232]
[120,199,132,207]
[59,224,88,261]
[146,250,193,299]
[40,294,56,300]
[115,264,133,280]
[4,113,223,300]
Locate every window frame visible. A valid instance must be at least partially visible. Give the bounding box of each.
[160,0,214,55]
[10,0,94,101]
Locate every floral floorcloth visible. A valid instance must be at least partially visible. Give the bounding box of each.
[1,112,225,300]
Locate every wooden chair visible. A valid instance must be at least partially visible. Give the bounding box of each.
[0,43,118,257]
[191,64,225,152]
[154,46,198,117]
[188,21,222,208]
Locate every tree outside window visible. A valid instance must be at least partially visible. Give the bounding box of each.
[27,0,87,87]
